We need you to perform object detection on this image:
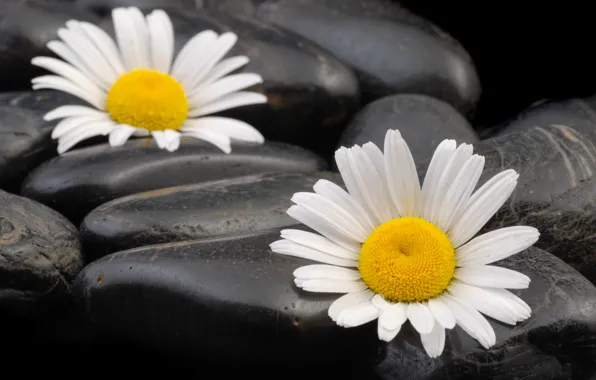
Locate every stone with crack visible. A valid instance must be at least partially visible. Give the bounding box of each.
[0,190,82,318]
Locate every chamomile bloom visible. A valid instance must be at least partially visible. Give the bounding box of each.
[270,130,539,358]
[31,6,267,154]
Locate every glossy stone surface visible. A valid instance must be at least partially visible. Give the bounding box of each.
[73,229,379,363]
[0,91,87,192]
[77,0,196,16]
[205,0,481,115]
[338,94,478,164]
[96,7,359,156]
[0,190,82,317]
[81,171,342,261]
[471,123,596,283]
[373,247,596,379]
[22,139,326,225]
[0,1,98,91]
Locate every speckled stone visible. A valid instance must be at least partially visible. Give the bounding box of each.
[80,171,342,261]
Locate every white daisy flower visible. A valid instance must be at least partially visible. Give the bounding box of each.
[270,129,540,358]
[31,6,267,154]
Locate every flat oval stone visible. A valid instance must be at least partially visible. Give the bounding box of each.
[373,246,596,379]
[0,1,99,91]
[21,139,327,225]
[221,0,481,115]
[0,91,87,192]
[0,190,82,317]
[468,124,596,283]
[338,94,478,164]
[93,7,359,156]
[77,0,196,16]
[81,171,342,261]
[72,229,380,363]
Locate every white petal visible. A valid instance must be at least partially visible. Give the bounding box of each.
[44,105,105,121]
[52,114,110,139]
[291,192,369,242]
[312,179,376,234]
[163,129,181,152]
[293,264,361,281]
[363,141,399,218]
[455,265,531,289]
[188,91,267,117]
[77,21,125,75]
[420,139,457,221]
[188,73,263,108]
[46,40,109,90]
[429,143,473,225]
[438,154,485,232]
[449,170,519,247]
[342,146,393,224]
[194,55,250,89]
[337,301,379,327]
[375,300,407,330]
[146,11,172,73]
[31,57,104,98]
[57,120,116,153]
[427,296,456,329]
[456,226,540,266]
[181,128,232,154]
[448,281,520,325]
[286,205,362,252]
[151,130,167,149]
[383,129,422,217]
[270,239,358,267]
[420,322,446,358]
[109,125,138,146]
[279,229,358,260]
[478,287,532,321]
[58,26,118,84]
[128,7,151,68]
[171,30,218,82]
[112,8,142,70]
[151,10,174,72]
[441,294,496,349]
[297,278,367,293]
[32,75,106,110]
[182,116,263,143]
[406,302,434,334]
[186,32,239,91]
[328,290,374,322]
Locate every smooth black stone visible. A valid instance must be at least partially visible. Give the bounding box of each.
[77,0,196,16]
[72,229,380,363]
[373,247,596,379]
[203,0,481,115]
[0,91,85,192]
[21,139,327,225]
[469,123,596,284]
[81,171,342,261]
[94,7,360,157]
[0,190,82,317]
[0,1,99,91]
[337,94,478,164]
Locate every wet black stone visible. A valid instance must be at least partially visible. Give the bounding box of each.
[81,171,342,262]
[21,139,327,225]
[373,247,596,379]
[93,7,360,157]
[77,0,196,17]
[72,229,380,364]
[470,123,596,284]
[337,94,478,164]
[0,0,99,91]
[204,0,481,115]
[0,91,86,192]
[0,190,82,317]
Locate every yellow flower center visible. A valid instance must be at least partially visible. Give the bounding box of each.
[359,217,455,303]
[106,69,188,131]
